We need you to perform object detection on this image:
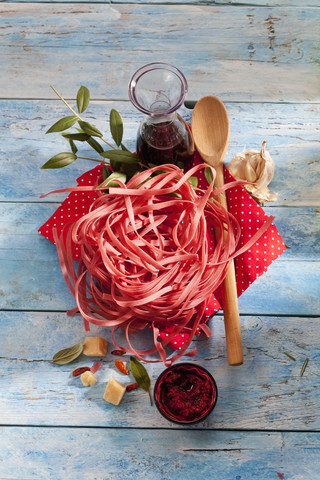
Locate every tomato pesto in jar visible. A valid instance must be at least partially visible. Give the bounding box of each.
[154,363,218,424]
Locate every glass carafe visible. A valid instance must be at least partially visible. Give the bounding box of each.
[128,63,194,167]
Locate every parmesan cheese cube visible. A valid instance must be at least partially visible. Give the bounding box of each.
[83,337,108,357]
[103,376,126,405]
[80,370,97,387]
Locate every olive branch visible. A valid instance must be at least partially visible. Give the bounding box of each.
[41,85,144,185]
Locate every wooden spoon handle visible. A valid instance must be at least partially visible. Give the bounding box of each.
[214,165,243,365]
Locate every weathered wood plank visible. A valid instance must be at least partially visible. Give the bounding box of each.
[2,0,320,5]
[0,202,319,314]
[115,0,320,4]
[1,3,318,56]
[0,427,319,480]
[1,203,319,261]
[1,100,319,205]
[1,252,319,313]
[0,312,319,430]
[0,5,319,101]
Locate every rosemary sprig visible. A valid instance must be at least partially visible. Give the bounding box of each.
[300,358,309,377]
[283,351,296,361]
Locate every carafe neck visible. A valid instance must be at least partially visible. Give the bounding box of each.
[145,111,176,126]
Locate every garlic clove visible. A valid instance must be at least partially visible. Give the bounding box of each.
[245,162,257,182]
[228,141,277,204]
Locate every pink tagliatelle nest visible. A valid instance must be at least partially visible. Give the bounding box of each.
[43,163,274,365]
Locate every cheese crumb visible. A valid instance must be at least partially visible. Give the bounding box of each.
[80,370,97,387]
[103,376,126,405]
[83,337,108,356]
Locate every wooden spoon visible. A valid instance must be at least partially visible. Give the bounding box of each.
[191,95,243,365]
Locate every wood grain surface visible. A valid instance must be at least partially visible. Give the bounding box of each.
[0,4,319,102]
[1,428,319,480]
[1,312,319,430]
[1,0,319,478]
[2,0,320,4]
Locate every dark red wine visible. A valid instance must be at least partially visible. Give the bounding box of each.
[136,119,194,167]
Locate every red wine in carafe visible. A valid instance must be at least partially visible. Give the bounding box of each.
[136,119,194,167]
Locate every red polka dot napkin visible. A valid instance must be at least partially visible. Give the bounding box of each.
[39,152,286,351]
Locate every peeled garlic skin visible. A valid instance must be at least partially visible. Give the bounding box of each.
[228,141,277,203]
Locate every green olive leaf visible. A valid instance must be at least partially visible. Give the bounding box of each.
[188,176,198,188]
[69,139,78,154]
[101,150,138,164]
[121,143,130,152]
[130,357,150,392]
[52,342,83,365]
[177,161,184,170]
[98,171,127,188]
[103,164,112,180]
[46,115,78,134]
[110,158,121,171]
[86,136,104,154]
[40,152,77,169]
[61,132,90,141]
[120,162,141,177]
[78,120,102,137]
[110,109,123,147]
[205,166,214,185]
[152,168,170,176]
[76,86,90,114]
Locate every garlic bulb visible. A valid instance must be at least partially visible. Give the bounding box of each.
[228,141,277,203]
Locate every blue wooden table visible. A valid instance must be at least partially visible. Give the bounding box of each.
[1,1,319,478]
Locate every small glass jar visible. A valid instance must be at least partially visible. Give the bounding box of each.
[154,363,218,425]
[128,63,194,167]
